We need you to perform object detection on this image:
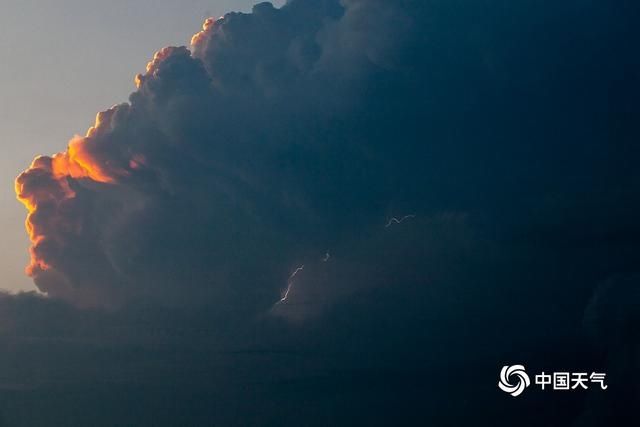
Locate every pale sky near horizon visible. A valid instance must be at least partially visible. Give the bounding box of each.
[0,0,285,293]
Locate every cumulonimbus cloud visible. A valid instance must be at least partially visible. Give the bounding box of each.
[15,0,640,317]
[14,0,416,308]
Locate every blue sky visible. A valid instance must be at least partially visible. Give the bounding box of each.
[0,0,284,292]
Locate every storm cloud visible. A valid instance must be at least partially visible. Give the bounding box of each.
[5,0,640,425]
[14,0,418,310]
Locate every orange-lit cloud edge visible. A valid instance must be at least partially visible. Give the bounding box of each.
[14,17,222,280]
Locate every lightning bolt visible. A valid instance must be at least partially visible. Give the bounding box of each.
[322,251,330,262]
[277,265,304,304]
[385,214,416,228]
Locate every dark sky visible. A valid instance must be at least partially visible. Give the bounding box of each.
[2,0,640,425]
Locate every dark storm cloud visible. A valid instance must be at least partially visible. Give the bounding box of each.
[5,0,640,425]
[16,0,415,309]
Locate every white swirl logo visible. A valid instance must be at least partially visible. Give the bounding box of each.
[498,365,530,397]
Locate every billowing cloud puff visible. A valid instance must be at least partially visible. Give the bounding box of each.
[14,0,435,310]
[14,0,640,317]
[14,0,378,308]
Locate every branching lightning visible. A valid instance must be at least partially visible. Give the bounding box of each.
[385,214,416,228]
[276,265,304,304]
